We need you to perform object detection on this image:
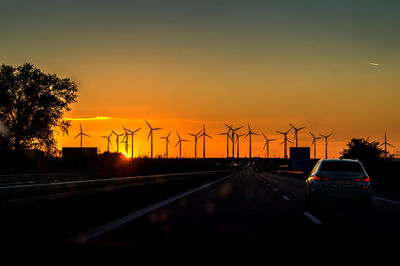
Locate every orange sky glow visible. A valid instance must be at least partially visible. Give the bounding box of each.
[2,1,400,158]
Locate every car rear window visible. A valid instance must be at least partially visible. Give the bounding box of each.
[320,161,363,172]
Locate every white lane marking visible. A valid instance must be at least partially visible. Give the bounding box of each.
[272,188,278,192]
[282,195,290,201]
[372,196,400,206]
[302,212,323,225]
[69,173,235,244]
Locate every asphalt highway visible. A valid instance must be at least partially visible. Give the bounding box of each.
[74,168,400,250]
[2,168,400,252]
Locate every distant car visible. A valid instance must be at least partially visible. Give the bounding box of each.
[305,159,372,206]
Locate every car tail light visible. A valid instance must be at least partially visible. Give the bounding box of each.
[356,176,370,182]
[314,175,328,181]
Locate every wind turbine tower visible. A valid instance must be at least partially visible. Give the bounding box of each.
[289,123,306,148]
[225,124,243,158]
[219,127,232,158]
[175,131,188,159]
[320,133,333,159]
[188,130,202,159]
[309,132,322,159]
[198,124,213,158]
[244,124,258,159]
[380,132,395,158]
[112,130,125,153]
[276,128,293,159]
[124,126,141,158]
[235,133,245,158]
[160,131,172,158]
[145,120,162,158]
[101,132,113,152]
[262,132,277,159]
[73,124,90,148]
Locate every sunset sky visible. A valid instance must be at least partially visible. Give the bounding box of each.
[1,0,400,158]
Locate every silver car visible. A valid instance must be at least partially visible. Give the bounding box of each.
[305,159,372,205]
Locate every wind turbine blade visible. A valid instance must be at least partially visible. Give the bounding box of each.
[327,133,333,138]
[299,126,306,131]
[263,142,267,149]
[133,128,141,134]
[196,130,202,136]
[82,133,90,137]
[147,130,152,140]
[276,131,284,135]
[175,141,180,148]
[176,131,181,140]
[287,139,294,144]
[262,132,267,139]
[188,133,196,137]
[145,120,152,129]
[224,123,232,130]
[285,128,292,134]
[73,133,81,140]
[270,139,277,141]
[289,123,295,129]
[205,134,213,139]
[388,143,395,148]
[153,127,162,131]
[108,133,113,138]
[310,132,315,138]
[234,126,243,131]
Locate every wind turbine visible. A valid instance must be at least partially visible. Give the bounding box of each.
[380,132,395,158]
[261,132,277,159]
[244,123,258,159]
[121,135,130,155]
[289,123,306,148]
[310,132,322,159]
[276,128,293,159]
[145,120,162,158]
[112,130,125,153]
[101,132,113,152]
[320,133,333,159]
[160,131,172,158]
[219,128,232,158]
[225,123,243,158]
[73,123,90,148]
[124,126,141,158]
[235,132,245,158]
[175,131,188,159]
[188,130,202,159]
[198,124,213,158]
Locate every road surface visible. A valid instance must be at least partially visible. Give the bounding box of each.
[2,168,400,251]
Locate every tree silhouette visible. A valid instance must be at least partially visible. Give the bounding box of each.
[0,63,77,153]
[340,137,391,166]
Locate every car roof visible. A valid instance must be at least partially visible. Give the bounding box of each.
[321,158,360,163]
